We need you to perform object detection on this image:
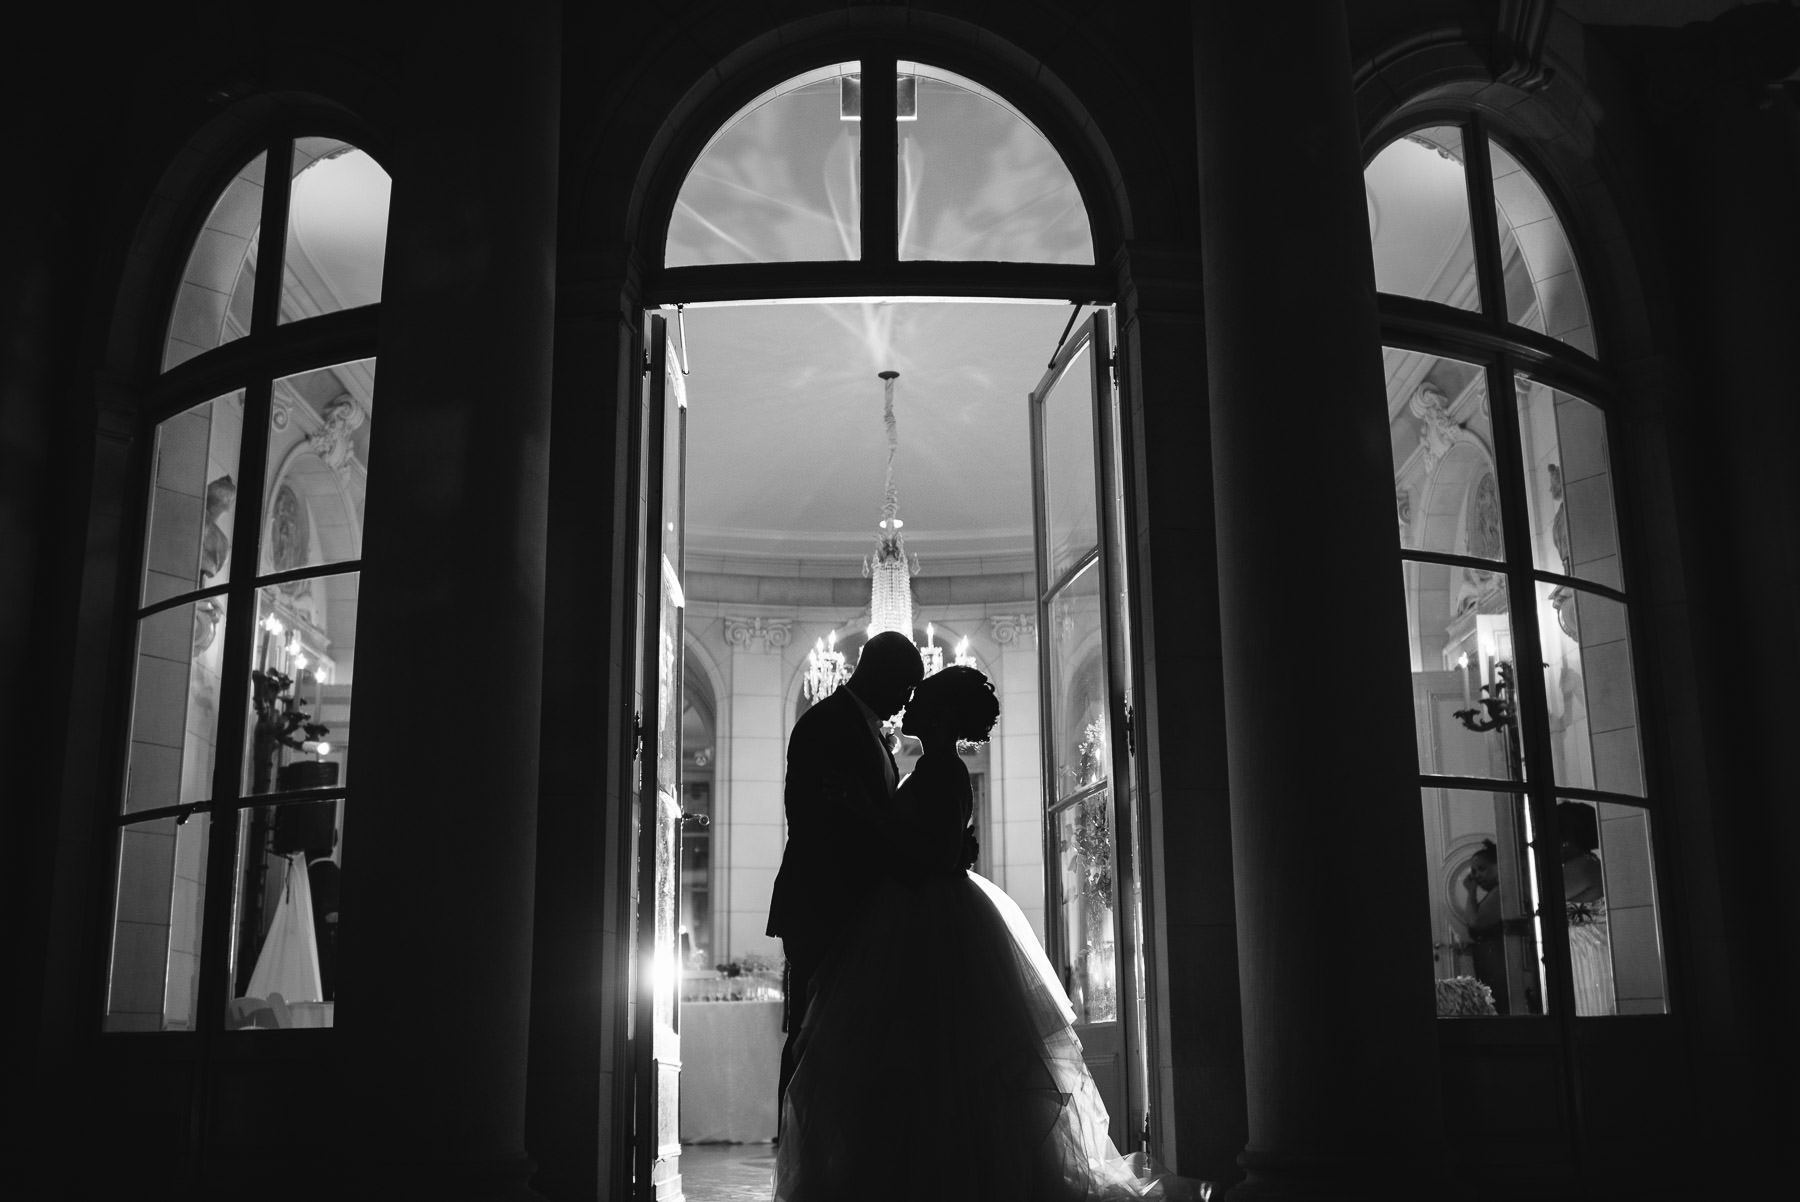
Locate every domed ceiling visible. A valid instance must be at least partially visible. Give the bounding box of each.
[679,300,1082,568]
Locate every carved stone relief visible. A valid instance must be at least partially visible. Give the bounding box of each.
[723,616,794,653]
[309,392,367,475]
[990,613,1038,648]
[1410,382,1462,472]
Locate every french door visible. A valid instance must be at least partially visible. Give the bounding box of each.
[630,315,688,1201]
[1028,310,1154,1151]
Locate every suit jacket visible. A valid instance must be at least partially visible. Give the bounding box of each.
[765,686,899,948]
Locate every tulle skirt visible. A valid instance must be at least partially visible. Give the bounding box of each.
[774,871,1206,1202]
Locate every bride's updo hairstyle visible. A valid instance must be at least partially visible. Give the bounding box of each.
[910,664,1000,743]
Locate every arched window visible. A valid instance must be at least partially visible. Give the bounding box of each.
[665,60,1095,269]
[1366,118,1665,1021]
[105,132,388,1032]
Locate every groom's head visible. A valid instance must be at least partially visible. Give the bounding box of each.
[848,632,925,719]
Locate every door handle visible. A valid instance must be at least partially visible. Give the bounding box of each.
[680,812,711,830]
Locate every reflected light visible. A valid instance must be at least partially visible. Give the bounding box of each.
[652,945,677,1000]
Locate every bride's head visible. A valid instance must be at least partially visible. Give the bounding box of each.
[901,665,1000,744]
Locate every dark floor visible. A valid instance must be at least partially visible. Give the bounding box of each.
[679,1142,776,1202]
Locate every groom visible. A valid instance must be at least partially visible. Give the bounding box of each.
[766,630,924,1129]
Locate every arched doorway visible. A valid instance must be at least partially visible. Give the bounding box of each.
[611,40,1154,1202]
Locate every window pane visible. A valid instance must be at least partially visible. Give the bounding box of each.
[1045,559,1106,804]
[246,574,357,796]
[1053,792,1117,1024]
[1366,127,1479,312]
[1423,787,1549,1016]
[125,598,231,815]
[1491,140,1594,355]
[1516,377,1620,589]
[105,813,211,1031]
[1403,560,1522,781]
[263,359,375,574]
[228,799,342,1027]
[1040,339,1098,586]
[666,63,861,267]
[1538,584,1643,796]
[278,140,391,324]
[1555,800,1667,1015]
[164,154,267,370]
[1386,349,1501,560]
[896,63,1093,264]
[142,391,245,604]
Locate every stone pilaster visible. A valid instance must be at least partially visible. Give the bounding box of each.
[1194,4,1441,1196]
[335,3,560,1196]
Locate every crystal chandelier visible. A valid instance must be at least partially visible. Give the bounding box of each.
[865,370,919,640]
[804,369,974,704]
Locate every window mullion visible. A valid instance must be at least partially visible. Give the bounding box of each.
[1463,116,1509,332]
[860,56,898,268]
[1488,359,1580,1026]
[193,139,291,1039]
[249,139,293,336]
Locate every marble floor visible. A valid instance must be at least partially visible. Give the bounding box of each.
[679,1142,777,1202]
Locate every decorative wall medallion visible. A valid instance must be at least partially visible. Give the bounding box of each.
[990,613,1038,647]
[269,484,308,575]
[1468,473,1504,560]
[270,402,290,431]
[723,616,793,652]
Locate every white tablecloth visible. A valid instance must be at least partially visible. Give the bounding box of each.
[680,1000,783,1144]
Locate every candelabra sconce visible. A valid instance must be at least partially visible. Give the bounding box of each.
[1454,660,1516,733]
[803,629,851,703]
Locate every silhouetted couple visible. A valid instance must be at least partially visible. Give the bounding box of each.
[765,632,1202,1201]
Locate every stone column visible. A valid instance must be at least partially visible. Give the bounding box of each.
[1193,5,1441,1197]
[722,616,793,959]
[337,3,559,1197]
[990,613,1046,941]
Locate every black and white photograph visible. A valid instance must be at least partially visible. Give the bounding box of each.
[4,3,1796,1200]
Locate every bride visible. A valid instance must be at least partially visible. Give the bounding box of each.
[774,665,1206,1202]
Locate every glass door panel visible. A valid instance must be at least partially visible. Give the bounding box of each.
[1030,312,1141,1149]
[1038,337,1099,587]
[634,317,686,1201]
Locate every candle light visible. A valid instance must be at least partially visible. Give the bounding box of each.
[927,622,935,647]
[1457,651,1472,709]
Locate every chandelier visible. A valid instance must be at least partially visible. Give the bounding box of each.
[803,370,973,704]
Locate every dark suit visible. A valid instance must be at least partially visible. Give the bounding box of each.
[766,684,899,1127]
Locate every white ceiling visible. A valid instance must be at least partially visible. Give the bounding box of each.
[676,299,1083,566]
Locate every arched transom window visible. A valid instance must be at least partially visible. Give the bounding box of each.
[665,60,1095,269]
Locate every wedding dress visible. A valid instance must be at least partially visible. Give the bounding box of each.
[1566,898,1615,1016]
[773,751,1205,1202]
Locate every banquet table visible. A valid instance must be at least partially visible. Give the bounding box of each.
[679,1000,783,1144]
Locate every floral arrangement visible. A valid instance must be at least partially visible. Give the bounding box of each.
[1072,791,1114,907]
[713,951,783,978]
[1435,975,1497,1017]
[251,668,330,752]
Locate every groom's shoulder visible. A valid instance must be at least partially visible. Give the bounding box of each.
[801,689,853,723]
